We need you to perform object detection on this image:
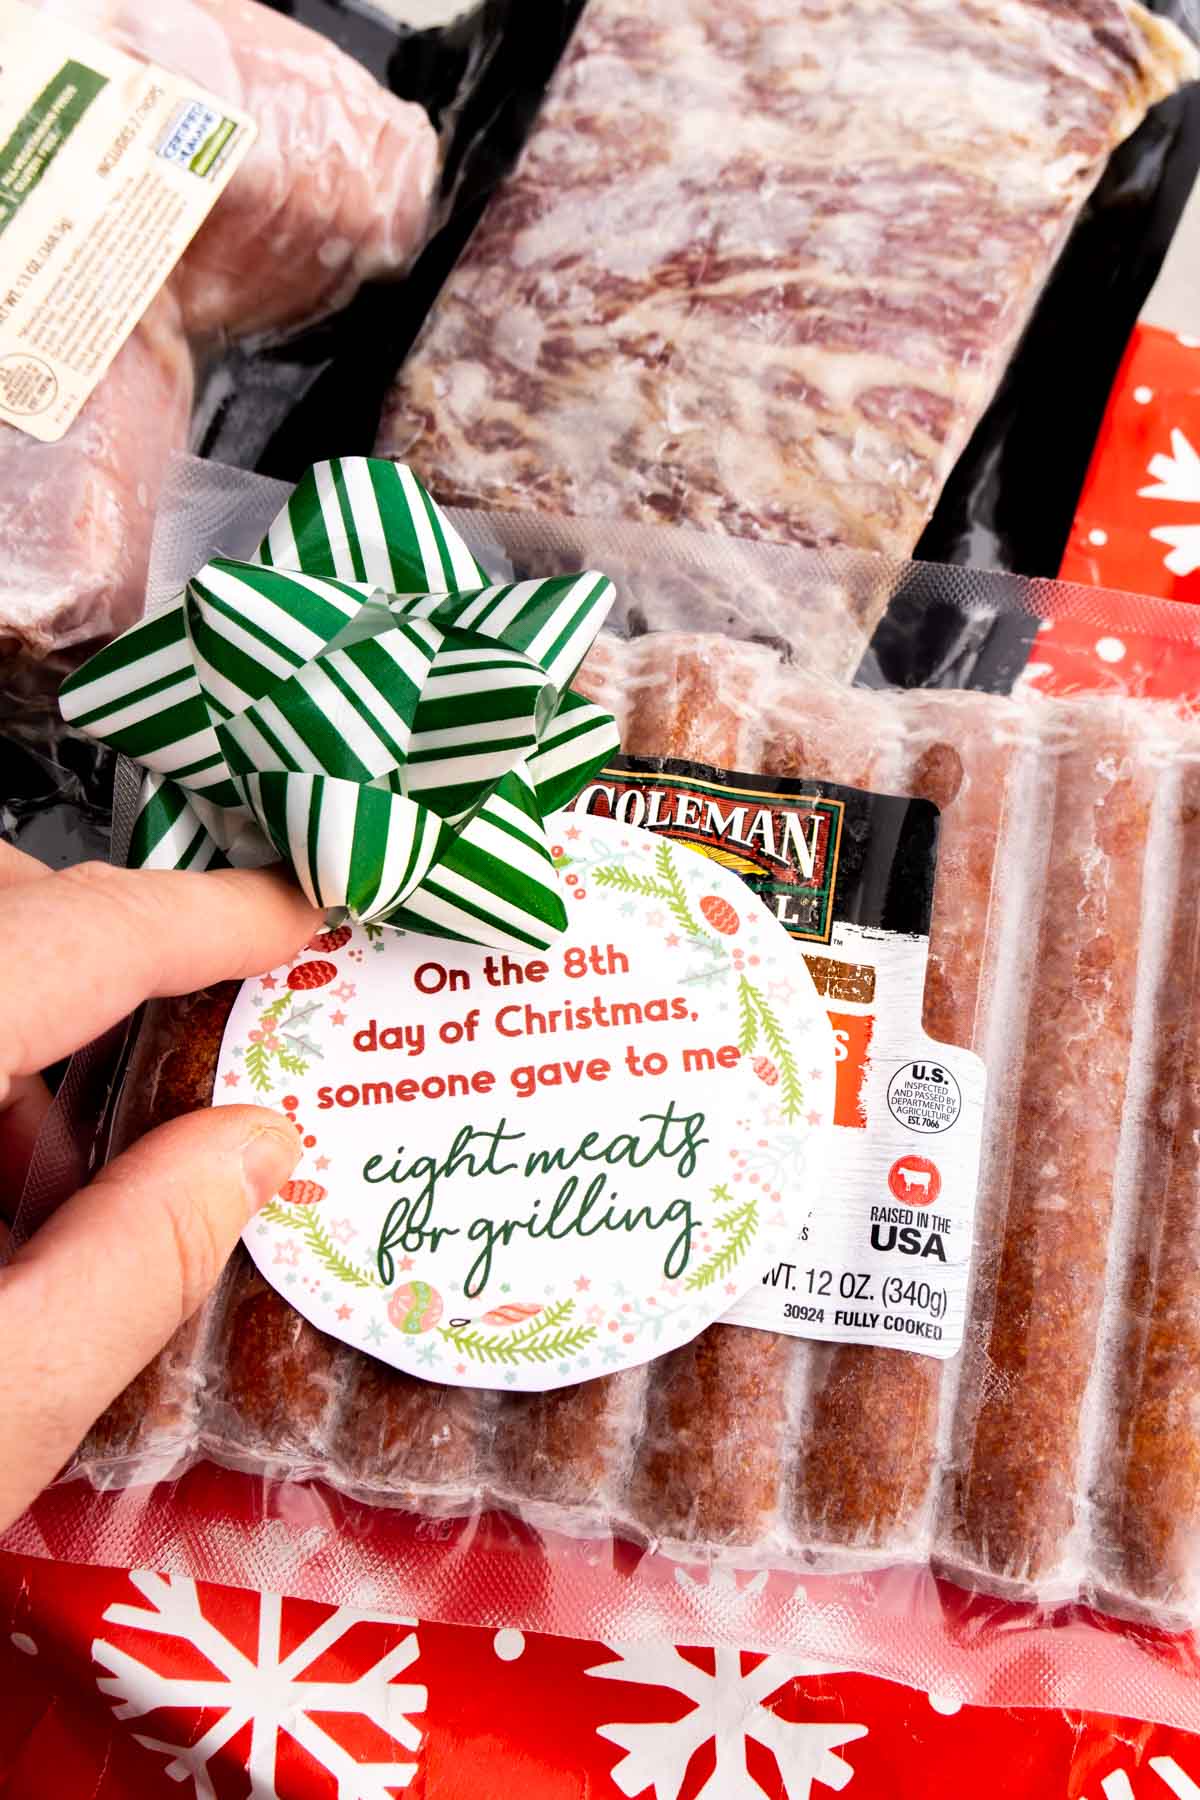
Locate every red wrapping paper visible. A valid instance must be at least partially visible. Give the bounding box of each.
[1030,322,1200,697]
[4,1546,1200,1800]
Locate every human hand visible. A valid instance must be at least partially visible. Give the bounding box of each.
[0,845,321,1529]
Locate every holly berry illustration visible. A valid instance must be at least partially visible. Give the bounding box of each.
[700,893,740,935]
[277,1180,327,1207]
[287,959,338,990]
[388,1280,443,1335]
[306,924,352,954]
[753,1056,779,1087]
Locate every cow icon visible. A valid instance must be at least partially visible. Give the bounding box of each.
[887,1156,941,1207]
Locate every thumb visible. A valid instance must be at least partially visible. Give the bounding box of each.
[0,1104,299,1529]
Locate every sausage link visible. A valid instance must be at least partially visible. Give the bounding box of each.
[792,690,1018,1550]
[1094,737,1200,1618]
[627,656,929,1548]
[494,632,779,1529]
[331,1361,494,1501]
[939,706,1156,1589]
[631,1321,796,1543]
[625,635,800,1545]
[121,991,353,1473]
[80,985,243,1470]
[203,1252,351,1471]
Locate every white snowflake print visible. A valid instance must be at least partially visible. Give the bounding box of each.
[587,1641,867,1800]
[1139,427,1200,576]
[1098,1755,1200,1799]
[92,1570,425,1799]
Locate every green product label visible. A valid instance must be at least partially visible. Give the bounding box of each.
[0,61,108,238]
[189,116,235,178]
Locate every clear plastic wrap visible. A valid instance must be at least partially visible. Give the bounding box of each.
[19,463,1200,1725]
[378,0,1198,584]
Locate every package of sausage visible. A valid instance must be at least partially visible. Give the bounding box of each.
[14,452,1200,1729]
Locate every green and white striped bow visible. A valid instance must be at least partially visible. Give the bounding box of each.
[60,458,619,951]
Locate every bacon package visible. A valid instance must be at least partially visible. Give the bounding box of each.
[378,0,1197,599]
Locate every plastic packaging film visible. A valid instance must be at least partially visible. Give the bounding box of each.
[0,287,194,659]
[377,0,1198,625]
[49,472,1200,1639]
[2,0,439,656]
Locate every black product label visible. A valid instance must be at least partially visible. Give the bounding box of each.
[574,756,939,944]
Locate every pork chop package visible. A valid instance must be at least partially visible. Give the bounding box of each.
[13,453,1200,1728]
[0,0,444,659]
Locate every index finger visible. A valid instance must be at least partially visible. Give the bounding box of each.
[0,862,322,1085]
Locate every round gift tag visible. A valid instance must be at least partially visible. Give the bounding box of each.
[220,814,834,1391]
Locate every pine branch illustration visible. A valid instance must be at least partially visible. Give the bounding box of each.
[260,993,292,1026]
[259,1200,306,1230]
[297,1205,377,1289]
[515,1325,597,1362]
[244,1040,272,1093]
[654,841,704,937]
[685,1193,760,1290]
[736,976,759,1056]
[438,1319,597,1366]
[746,982,805,1122]
[592,864,673,900]
[276,1051,309,1075]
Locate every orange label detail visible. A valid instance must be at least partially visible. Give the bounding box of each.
[829,1010,873,1129]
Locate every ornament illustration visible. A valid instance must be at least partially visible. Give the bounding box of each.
[277,1179,327,1207]
[288,959,339,990]
[388,1280,444,1334]
[481,1301,545,1327]
[307,924,353,953]
[699,892,741,935]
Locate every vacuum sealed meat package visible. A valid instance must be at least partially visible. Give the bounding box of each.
[379,0,1197,584]
[21,457,1200,1733]
[0,0,439,656]
[103,0,439,342]
[0,287,194,658]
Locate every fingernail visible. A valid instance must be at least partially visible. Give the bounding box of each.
[241,1128,300,1213]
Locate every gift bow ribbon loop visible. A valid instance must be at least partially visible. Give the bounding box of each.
[61,459,620,951]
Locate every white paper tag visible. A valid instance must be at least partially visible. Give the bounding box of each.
[726,923,985,1358]
[219,815,835,1391]
[573,756,986,1361]
[0,0,255,441]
